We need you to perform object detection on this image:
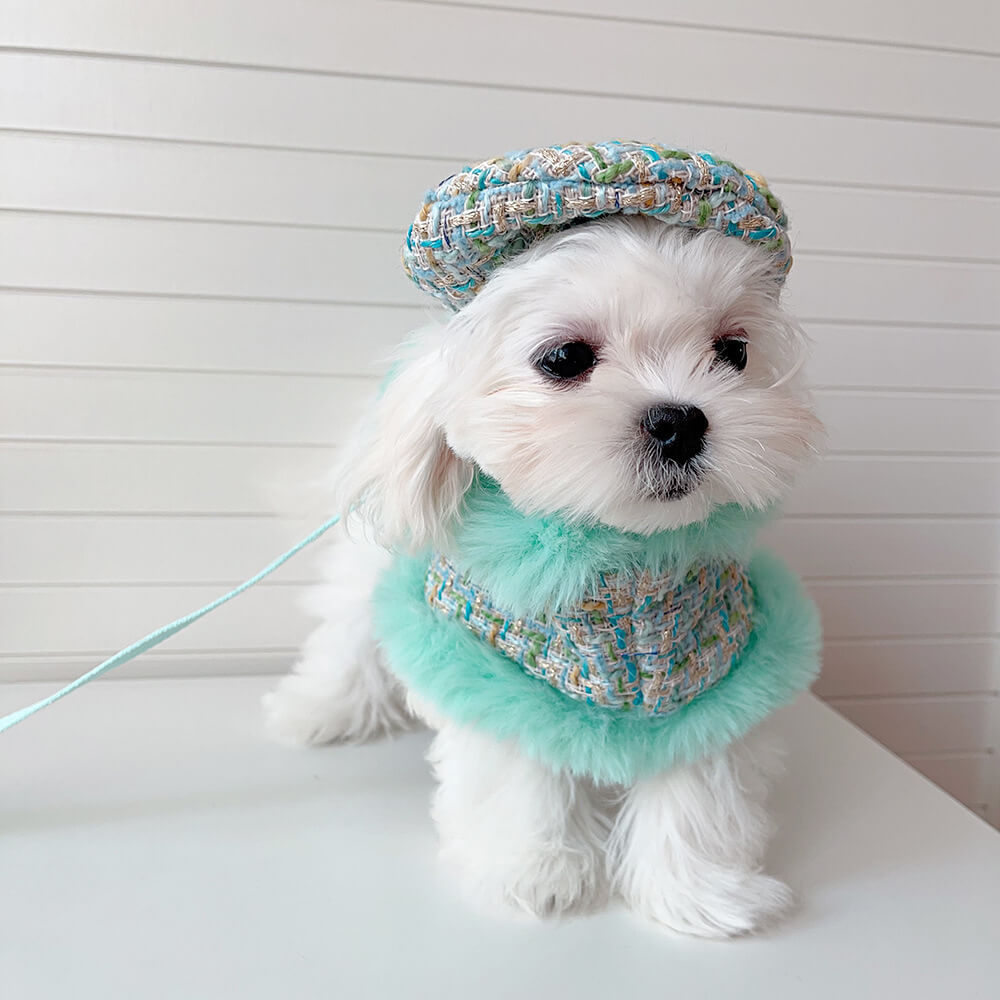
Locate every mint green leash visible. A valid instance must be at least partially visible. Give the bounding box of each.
[0,514,342,734]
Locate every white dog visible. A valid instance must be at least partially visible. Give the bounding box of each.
[264,215,822,937]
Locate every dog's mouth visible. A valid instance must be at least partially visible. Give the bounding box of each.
[644,480,697,501]
[640,477,701,502]
[633,443,704,502]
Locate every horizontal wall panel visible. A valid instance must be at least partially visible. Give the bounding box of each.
[5,368,994,454]
[0,133,439,239]
[0,583,311,656]
[2,582,995,685]
[3,1,996,123]
[7,445,990,518]
[2,52,997,192]
[5,292,997,391]
[814,392,1000,455]
[787,256,1000,327]
[904,754,994,805]
[4,212,997,325]
[828,695,998,754]
[9,514,995,585]
[0,649,293,684]
[11,563,992,653]
[0,516,324,585]
[808,326,1000,391]
[0,369,376,445]
[815,639,999,698]
[0,442,338,514]
[784,457,1000,516]
[0,291,430,376]
[0,212,426,307]
[1,640,994,699]
[5,132,1000,263]
[810,580,1000,638]
[762,519,1000,578]
[0,642,994,696]
[455,0,1000,53]
[779,186,1000,264]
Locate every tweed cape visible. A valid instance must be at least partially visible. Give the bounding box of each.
[373,481,821,785]
[402,140,791,309]
[423,554,756,717]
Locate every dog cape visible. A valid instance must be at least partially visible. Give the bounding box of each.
[373,477,820,785]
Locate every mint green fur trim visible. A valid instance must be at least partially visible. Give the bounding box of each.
[445,477,772,618]
[373,550,821,784]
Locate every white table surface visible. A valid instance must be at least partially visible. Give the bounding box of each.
[2,677,997,999]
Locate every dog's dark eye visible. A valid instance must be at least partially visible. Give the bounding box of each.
[536,341,597,381]
[713,336,748,372]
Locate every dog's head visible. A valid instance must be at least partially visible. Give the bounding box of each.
[341,215,823,546]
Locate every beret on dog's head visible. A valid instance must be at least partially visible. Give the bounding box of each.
[402,140,792,310]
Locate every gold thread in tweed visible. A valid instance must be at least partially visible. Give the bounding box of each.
[402,140,791,309]
[424,555,755,716]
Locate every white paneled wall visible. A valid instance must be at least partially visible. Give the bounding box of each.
[1,0,998,821]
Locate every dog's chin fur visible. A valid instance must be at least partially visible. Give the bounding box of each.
[265,215,823,937]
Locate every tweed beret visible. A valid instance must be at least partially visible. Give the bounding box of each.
[402,140,791,310]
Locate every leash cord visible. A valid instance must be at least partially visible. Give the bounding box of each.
[0,514,342,735]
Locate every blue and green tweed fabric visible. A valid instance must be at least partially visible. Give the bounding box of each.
[402,140,791,309]
[425,554,755,717]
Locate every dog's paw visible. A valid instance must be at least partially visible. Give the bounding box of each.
[630,871,793,939]
[262,680,388,748]
[262,684,352,747]
[263,653,414,747]
[455,845,605,920]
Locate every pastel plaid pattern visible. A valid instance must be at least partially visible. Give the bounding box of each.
[425,555,754,716]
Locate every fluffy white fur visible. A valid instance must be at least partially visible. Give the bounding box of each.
[607,733,791,936]
[262,528,410,747]
[420,695,612,919]
[265,217,822,937]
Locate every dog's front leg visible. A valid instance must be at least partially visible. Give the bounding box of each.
[424,719,607,919]
[607,739,792,937]
[262,528,412,746]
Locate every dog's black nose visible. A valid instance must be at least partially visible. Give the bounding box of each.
[642,404,708,463]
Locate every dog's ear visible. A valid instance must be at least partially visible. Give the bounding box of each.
[336,337,473,550]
